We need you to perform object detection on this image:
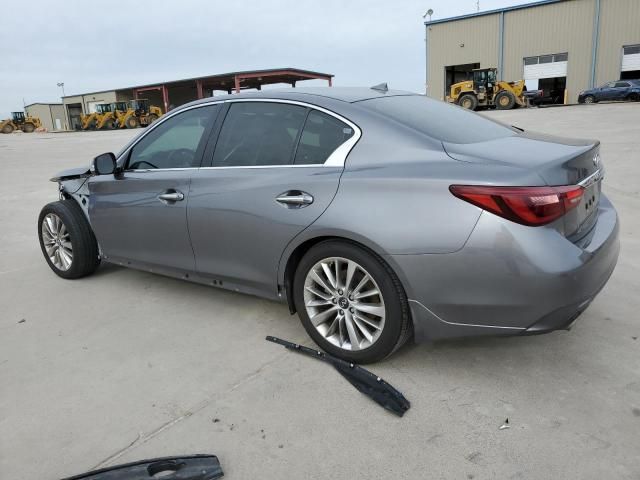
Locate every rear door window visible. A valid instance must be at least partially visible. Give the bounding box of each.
[212,102,307,167]
[361,95,517,144]
[294,111,355,165]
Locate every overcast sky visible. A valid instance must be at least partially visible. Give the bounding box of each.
[0,0,532,117]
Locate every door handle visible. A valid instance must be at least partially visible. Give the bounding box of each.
[275,191,314,208]
[157,190,184,203]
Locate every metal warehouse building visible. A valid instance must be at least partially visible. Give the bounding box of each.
[61,67,332,130]
[24,103,65,131]
[424,0,640,103]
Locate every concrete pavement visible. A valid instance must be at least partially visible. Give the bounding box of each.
[1,103,639,479]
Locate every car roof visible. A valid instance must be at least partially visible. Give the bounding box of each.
[186,87,417,106]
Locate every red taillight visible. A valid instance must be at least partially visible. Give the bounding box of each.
[450,185,584,226]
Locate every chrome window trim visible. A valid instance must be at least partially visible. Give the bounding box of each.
[116,98,361,171]
[127,164,340,173]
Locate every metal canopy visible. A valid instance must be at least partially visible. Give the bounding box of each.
[131,68,334,112]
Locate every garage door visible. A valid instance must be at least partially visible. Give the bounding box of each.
[622,45,640,72]
[523,53,568,90]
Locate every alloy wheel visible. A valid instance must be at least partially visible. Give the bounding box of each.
[41,213,73,271]
[303,256,386,351]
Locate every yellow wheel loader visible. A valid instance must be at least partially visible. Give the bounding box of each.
[94,104,117,130]
[446,68,526,111]
[111,101,129,127]
[81,104,113,130]
[0,112,42,133]
[117,99,163,129]
[80,111,98,130]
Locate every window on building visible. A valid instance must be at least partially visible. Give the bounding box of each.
[624,45,640,55]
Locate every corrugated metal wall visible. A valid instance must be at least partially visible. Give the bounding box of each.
[502,0,595,102]
[427,14,500,100]
[596,0,640,85]
[25,104,54,131]
[426,0,640,104]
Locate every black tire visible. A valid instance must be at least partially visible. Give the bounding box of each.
[628,93,640,102]
[293,240,411,363]
[583,95,596,104]
[1,123,14,134]
[100,121,114,130]
[22,122,35,133]
[495,90,516,110]
[126,116,140,129]
[458,94,478,111]
[147,113,159,124]
[38,199,100,279]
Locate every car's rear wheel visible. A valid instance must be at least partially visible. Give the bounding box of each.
[583,95,596,104]
[628,93,640,102]
[38,200,100,279]
[293,240,411,363]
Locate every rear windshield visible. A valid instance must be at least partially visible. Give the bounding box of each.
[360,95,517,144]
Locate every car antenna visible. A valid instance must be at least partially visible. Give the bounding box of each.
[370,82,389,93]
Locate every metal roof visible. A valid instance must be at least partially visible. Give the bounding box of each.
[63,67,333,98]
[25,102,63,107]
[424,0,565,26]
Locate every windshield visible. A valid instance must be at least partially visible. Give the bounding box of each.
[360,95,517,144]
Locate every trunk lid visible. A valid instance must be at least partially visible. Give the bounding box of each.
[443,131,603,240]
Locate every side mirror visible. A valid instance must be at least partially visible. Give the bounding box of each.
[92,152,117,175]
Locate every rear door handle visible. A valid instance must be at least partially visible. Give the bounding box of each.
[275,191,314,208]
[157,190,184,203]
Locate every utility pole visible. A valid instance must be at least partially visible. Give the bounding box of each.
[57,82,68,131]
[423,9,434,96]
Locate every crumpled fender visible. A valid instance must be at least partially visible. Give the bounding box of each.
[50,166,91,183]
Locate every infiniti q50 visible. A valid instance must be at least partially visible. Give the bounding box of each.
[38,88,619,363]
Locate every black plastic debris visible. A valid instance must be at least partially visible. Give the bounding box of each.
[266,336,410,417]
[60,455,223,480]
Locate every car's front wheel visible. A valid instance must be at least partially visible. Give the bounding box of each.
[38,200,100,279]
[583,95,596,104]
[293,240,411,363]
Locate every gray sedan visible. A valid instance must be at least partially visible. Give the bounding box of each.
[38,88,619,363]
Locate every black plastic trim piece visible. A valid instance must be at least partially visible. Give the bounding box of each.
[266,336,410,417]
[60,454,223,480]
